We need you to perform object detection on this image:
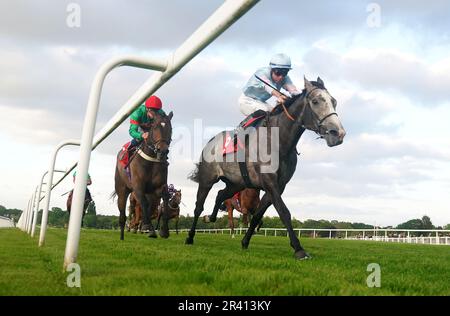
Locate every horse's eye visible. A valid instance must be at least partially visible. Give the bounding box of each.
[312,100,319,105]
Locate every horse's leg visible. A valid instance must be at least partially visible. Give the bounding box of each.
[205,184,240,223]
[146,193,160,238]
[135,199,142,233]
[81,201,88,228]
[242,193,271,249]
[175,216,179,235]
[116,189,130,241]
[135,190,156,237]
[252,197,263,232]
[242,209,249,227]
[128,194,136,233]
[155,205,161,231]
[256,219,263,232]
[66,190,73,218]
[264,185,310,260]
[157,189,170,239]
[185,183,214,245]
[228,206,235,236]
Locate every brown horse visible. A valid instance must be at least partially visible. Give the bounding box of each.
[128,189,182,234]
[156,190,181,234]
[67,189,93,226]
[114,111,173,240]
[219,188,262,235]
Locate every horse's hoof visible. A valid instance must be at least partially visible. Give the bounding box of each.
[159,229,169,239]
[203,215,210,223]
[141,224,151,234]
[241,240,249,250]
[185,237,193,245]
[295,250,312,260]
[231,234,236,239]
[148,230,157,238]
[132,229,137,234]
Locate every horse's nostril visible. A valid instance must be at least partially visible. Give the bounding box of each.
[329,129,339,137]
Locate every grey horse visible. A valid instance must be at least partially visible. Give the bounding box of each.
[186,77,346,259]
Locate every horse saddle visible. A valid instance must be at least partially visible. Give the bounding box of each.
[222,111,266,156]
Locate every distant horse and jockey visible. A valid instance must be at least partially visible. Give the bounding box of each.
[128,188,182,234]
[66,171,94,226]
[213,188,262,236]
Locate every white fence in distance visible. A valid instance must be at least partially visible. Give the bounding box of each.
[174,228,450,246]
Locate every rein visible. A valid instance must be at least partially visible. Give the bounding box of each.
[280,101,296,121]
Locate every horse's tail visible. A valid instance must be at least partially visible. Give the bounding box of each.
[110,191,117,201]
[188,163,200,183]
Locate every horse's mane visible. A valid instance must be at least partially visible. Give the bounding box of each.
[271,80,325,116]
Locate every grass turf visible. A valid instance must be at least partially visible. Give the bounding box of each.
[0,228,448,296]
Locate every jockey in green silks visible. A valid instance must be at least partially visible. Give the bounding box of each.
[128,95,167,152]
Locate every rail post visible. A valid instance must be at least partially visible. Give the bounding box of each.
[27,187,38,234]
[31,169,66,238]
[39,140,81,247]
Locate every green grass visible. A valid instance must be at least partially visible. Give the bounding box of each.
[0,227,449,296]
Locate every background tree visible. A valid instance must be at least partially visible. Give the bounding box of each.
[421,215,434,229]
[0,205,22,223]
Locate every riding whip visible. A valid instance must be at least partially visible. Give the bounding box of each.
[254,75,289,98]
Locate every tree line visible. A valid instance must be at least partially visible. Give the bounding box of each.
[1,204,449,232]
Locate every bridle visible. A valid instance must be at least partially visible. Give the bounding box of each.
[280,87,338,137]
[168,193,181,209]
[142,119,172,161]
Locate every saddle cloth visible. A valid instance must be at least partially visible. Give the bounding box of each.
[222,114,265,156]
[119,142,132,167]
[222,132,244,155]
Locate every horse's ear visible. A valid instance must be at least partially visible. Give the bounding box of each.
[304,76,313,91]
[317,76,325,88]
[168,111,173,120]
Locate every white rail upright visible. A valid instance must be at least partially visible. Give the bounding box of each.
[30,187,45,237]
[63,0,260,268]
[25,196,32,231]
[27,186,38,234]
[21,198,30,231]
[39,140,81,247]
[28,189,38,234]
[22,196,30,231]
[25,189,32,233]
[31,169,66,238]
[18,198,31,231]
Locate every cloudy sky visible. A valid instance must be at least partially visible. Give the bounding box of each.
[1,0,449,227]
